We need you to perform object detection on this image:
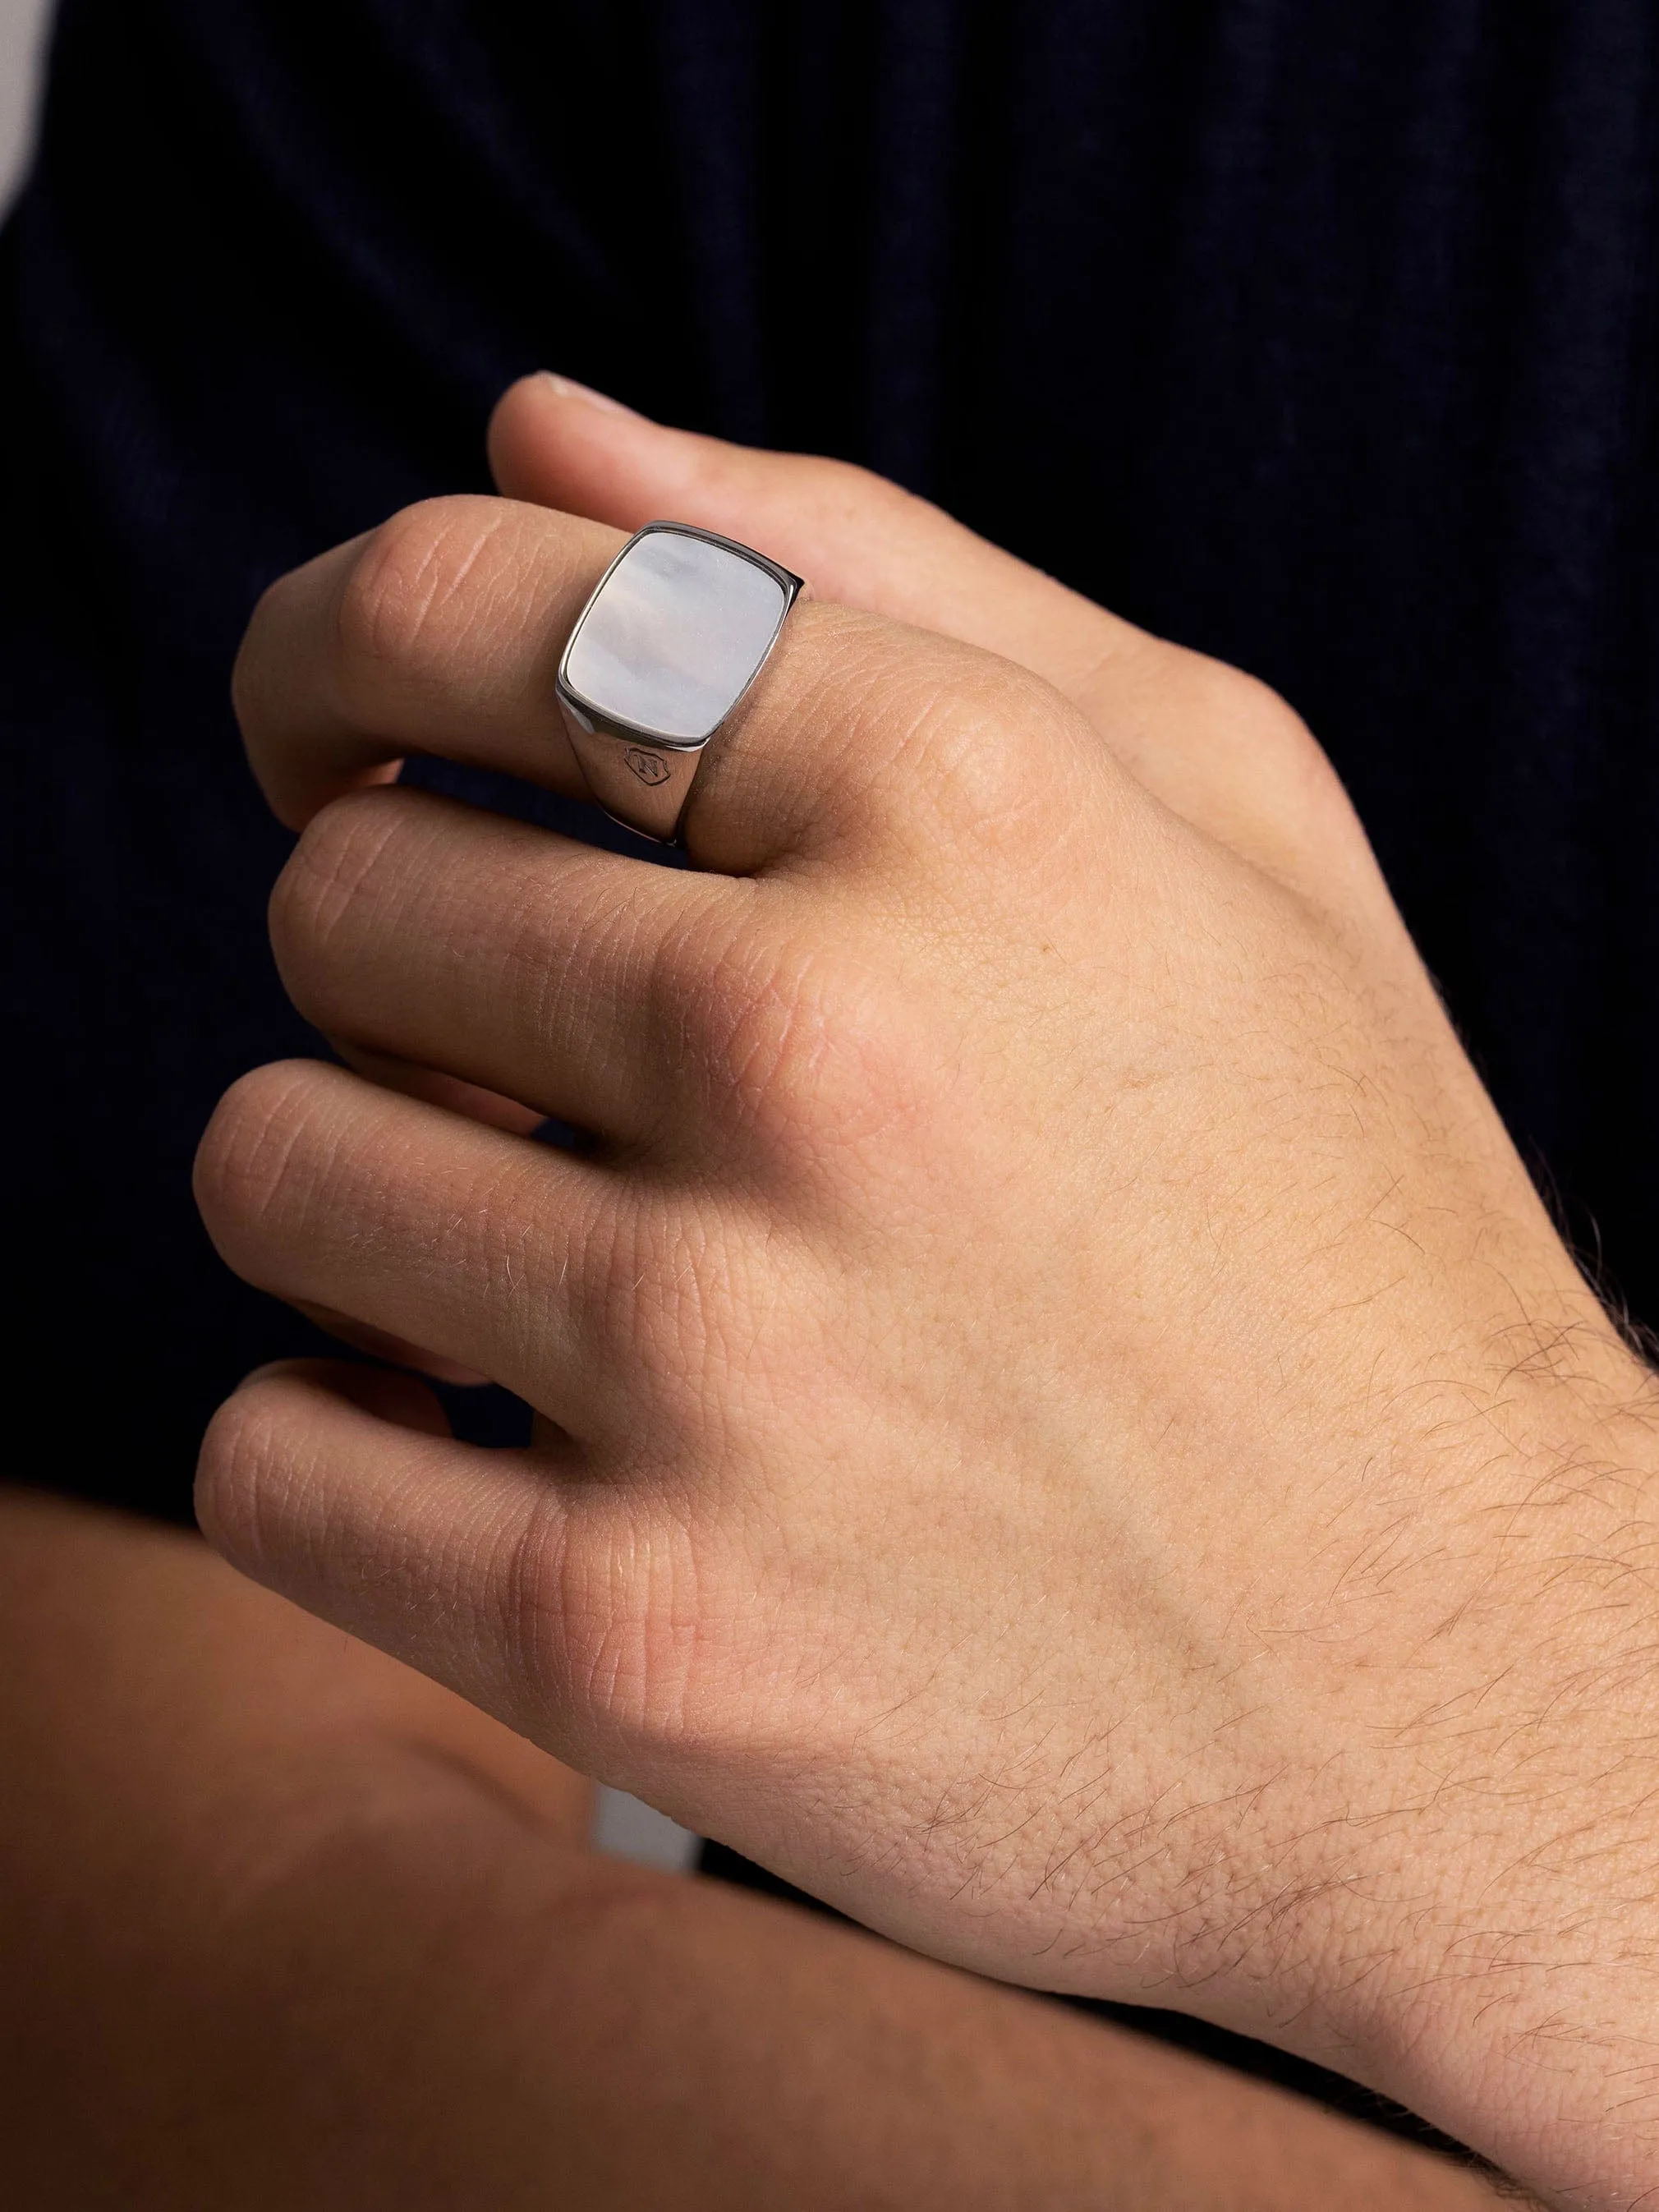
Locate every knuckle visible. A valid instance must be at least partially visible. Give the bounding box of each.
[902,656,1082,850]
[1190,652,1319,760]
[563,1191,765,1454]
[793,450,950,545]
[195,1370,340,1593]
[788,609,1075,853]
[717,952,852,1138]
[333,495,508,706]
[193,1060,332,1253]
[269,791,407,995]
[550,1515,688,1741]
[797,450,910,517]
[230,571,296,743]
[1158,646,1372,862]
[1153,641,1329,782]
[667,917,926,1180]
[580,1195,710,1387]
[537,1499,744,1761]
[194,1380,287,1571]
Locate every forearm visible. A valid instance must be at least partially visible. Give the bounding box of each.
[0,1488,1507,2210]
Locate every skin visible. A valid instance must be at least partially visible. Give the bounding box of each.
[0,1482,1509,2209]
[193,373,1659,2210]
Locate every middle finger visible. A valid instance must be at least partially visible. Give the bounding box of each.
[234,487,1106,887]
[270,783,746,1147]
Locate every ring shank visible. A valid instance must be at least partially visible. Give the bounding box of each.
[557,707,705,844]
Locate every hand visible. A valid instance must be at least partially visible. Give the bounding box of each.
[198,377,1659,2208]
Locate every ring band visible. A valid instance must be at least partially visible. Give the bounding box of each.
[555,522,807,844]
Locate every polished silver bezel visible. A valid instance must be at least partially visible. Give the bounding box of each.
[554,522,806,844]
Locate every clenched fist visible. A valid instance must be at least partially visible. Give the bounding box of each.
[196,375,1659,2211]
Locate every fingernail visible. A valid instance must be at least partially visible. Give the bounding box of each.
[539,370,643,419]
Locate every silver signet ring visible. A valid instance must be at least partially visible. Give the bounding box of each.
[554,522,807,844]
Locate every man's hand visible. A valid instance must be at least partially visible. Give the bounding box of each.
[196,376,1659,2209]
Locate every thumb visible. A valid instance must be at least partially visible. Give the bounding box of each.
[487,371,1130,689]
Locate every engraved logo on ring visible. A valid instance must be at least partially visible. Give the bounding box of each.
[624,747,671,786]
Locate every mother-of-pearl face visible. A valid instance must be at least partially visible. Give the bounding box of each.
[563,528,789,743]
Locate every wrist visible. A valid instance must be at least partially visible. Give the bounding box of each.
[1304,1370,1659,2205]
